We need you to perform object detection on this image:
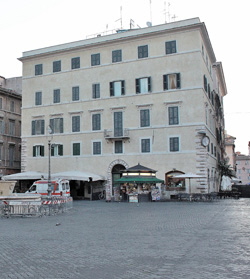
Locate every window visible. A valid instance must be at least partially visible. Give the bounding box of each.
[53,89,60,103]
[72,116,80,132]
[33,145,44,157]
[0,98,2,109]
[114,111,123,137]
[10,101,15,112]
[112,49,122,63]
[168,106,179,125]
[141,138,150,153]
[71,57,80,69]
[136,77,151,93]
[73,142,80,156]
[9,145,15,166]
[140,109,150,127]
[110,81,125,96]
[9,120,15,136]
[53,60,61,72]
[35,64,43,75]
[91,53,100,66]
[115,140,123,154]
[32,120,45,135]
[170,137,179,152]
[0,119,4,134]
[49,118,63,133]
[92,114,101,131]
[72,86,79,101]
[35,91,42,106]
[93,141,101,155]
[92,83,100,99]
[163,73,181,90]
[51,144,63,156]
[204,75,208,92]
[165,40,176,54]
[138,45,148,58]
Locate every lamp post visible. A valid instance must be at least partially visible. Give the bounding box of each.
[47,125,53,197]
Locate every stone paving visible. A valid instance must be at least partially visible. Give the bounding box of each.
[1,198,250,279]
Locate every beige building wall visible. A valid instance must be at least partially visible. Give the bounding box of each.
[19,18,227,195]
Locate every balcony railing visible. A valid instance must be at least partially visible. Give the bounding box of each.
[104,129,130,141]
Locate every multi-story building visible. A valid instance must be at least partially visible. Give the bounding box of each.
[236,143,250,184]
[225,133,236,171]
[19,18,227,200]
[0,76,22,178]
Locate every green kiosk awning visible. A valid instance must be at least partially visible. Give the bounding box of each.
[116,176,164,184]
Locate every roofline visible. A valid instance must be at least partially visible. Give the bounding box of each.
[18,17,215,63]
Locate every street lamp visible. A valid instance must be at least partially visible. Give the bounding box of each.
[47,125,53,197]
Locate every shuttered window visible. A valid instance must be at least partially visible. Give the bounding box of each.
[170,137,179,152]
[140,109,150,127]
[136,77,151,94]
[114,112,123,137]
[93,141,101,155]
[50,118,63,133]
[165,41,176,54]
[168,107,179,125]
[31,120,45,135]
[72,116,80,132]
[92,114,101,131]
[110,81,125,96]
[141,138,150,153]
[163,73,181,90]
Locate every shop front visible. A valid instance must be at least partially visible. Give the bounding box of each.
[116,164,164,202]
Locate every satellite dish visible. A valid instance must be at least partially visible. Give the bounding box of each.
[146,21,152,27]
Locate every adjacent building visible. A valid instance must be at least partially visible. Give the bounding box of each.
[236,142,250,184]
[19,18,227,200]
[0,76,22,177]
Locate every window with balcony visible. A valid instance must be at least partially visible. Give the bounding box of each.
[114,111,123,137]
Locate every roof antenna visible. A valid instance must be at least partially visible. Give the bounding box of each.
[149,0,153,25]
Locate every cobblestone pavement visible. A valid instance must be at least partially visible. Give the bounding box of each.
[1,198,250,279]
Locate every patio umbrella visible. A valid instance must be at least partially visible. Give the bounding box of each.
[173,173,205,194]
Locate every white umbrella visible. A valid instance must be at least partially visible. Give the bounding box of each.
[2,171,47,181]
[51,171,105,181]
[173,173,205,194]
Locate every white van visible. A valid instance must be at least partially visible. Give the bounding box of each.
[26,179,70,196]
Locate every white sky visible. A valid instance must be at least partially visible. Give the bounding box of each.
[0,0,249,154]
